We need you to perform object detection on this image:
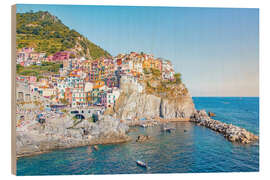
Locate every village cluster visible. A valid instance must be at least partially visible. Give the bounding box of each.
[16,48,176,109]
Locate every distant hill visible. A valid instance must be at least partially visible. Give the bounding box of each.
[16,11,111,59]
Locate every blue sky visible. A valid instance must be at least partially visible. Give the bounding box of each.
[16,4,259,97]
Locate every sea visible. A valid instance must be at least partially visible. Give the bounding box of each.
[17,97,259,175]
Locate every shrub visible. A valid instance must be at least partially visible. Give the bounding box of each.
[151,68,161,77]
[143,68,150,74]
[174,73,182,84]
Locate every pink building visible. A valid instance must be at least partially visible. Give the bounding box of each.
[52,51,75,62]
[29,76,37,83]
[17,76,37,83]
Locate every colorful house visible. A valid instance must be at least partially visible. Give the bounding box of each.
[81,60,92,72]
[72,87,86,107]
[106,89,121,108]
[64,88,72,105]
[52,51,75,62]
[142,58,151,70]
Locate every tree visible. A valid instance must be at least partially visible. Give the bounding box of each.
[16,11,111,59]
[16,64,23,73]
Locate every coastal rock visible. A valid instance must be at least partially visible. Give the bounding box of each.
[190,110,259,144]
[111,73,196,121]
[114,92,161,120]
[160,97,195,119]
[136,135,151,142]
[113,91,195,120]
[16,115,130,157]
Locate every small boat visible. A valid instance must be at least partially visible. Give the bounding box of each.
[162,127,176,133]
[93,145,99,151]
[136,160,147,168]
[161,124,176,133]
[140,124,147,128]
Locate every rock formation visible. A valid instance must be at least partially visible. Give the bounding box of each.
[190,110,258,144]
[113,91,196,120]
[16,115,130,157]
[160,96,195,119]
[136,135,151,142]
[111,71,196,121]
[112,77,196,121]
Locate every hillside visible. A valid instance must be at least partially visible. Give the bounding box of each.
[16,11,111,59]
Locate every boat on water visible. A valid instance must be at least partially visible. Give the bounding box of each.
[161,124,176,132]
[93,145,99,151]
[164,128,173,133]
[136,160,147,168]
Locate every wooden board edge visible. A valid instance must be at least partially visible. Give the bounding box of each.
[11,4,17,175]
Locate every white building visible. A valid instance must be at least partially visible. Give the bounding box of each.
[133,58,143,74]
[41,88,57,98]
[84,82,94,92]
[57,80,68,99]
[162,60,175,80]
[121,58,133,74]
[106,88,121,108]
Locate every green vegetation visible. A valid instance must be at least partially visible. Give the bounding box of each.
[143,69,187,97]
[143,68,150,74]
[174,73,182,84]
[16,11,111,59]
[59,98,69,105]
[16,62,61,78]
[151,68,161,77]
[61,109,68,113]
[143,68,161,77]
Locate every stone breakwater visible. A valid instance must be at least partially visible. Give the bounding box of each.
[190,110,258,144]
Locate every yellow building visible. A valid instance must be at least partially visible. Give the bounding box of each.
[142,59,151,70]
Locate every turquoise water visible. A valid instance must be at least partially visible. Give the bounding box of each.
[17,97,259,175]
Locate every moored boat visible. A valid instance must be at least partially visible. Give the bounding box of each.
[136,160,147,168]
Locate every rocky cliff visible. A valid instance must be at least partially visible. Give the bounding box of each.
[111,77,196,120]
[160,96,195,119]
